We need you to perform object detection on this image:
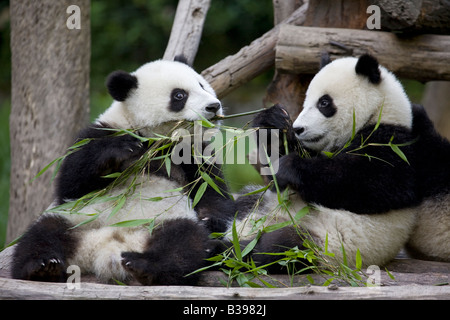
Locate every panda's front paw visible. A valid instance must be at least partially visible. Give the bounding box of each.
[103,135,147,172]
[252,104,292,131]
[16,255,66,282]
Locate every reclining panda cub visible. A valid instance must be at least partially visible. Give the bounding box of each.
[233,54,449,270]
[12,56,236,285]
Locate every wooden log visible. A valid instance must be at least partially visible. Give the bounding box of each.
[163,0,211,66]
[275,25,450,82]
[304,0,369,29]
[201,1,309,98]
[371,0,450,34]
[0,276,448,300]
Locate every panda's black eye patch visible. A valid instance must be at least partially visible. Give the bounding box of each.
[170,89,188,112]
[317,94,336,118]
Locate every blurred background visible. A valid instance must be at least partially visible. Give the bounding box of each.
[0,0,430,247]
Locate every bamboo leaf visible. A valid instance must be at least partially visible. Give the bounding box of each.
[324,233,335,257]
[108,196,126,220]
[109,218,154,228]
[163,187,184,193]
[231,219,242,261]
[101,172,122,179]
[200,170,224,197]
[262,221,291,233]
[385,267,396,280]
[164,155,171,177]
[240,184,270,196]
[192,182,208,208]
[294,206,310,221]
[322,151,334,159]
[241,231,260,258]
[374,103,384,131]
[69,214,99,230]
[31,156,65,183]
[390,143,410,165]
[68,138,93,150]
[355,248,362,271]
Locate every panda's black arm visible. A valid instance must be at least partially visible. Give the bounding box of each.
[55,123,146,203]
[178,160,236,233]
[275,124,420,214]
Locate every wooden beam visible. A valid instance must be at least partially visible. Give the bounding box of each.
[0,276,448,300]
[275,25,450,82]
[201,1,309,98]
[371,0,450,34]
[163,0,211,66]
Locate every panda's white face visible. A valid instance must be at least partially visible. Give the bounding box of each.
[98,59,222,136]
[292,56,412,152]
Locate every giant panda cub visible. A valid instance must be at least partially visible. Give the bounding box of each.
[233,54,421,271]
[12,56,236,285]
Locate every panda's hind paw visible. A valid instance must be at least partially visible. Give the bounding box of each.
[19,256,66,282]
[121,252,155,285]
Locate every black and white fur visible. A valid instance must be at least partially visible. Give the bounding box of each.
[233,55,422,270]
[12,57,235,285]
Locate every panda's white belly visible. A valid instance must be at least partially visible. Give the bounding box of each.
[47,175,197,282]
[232,189,416,268]
[57,175,196,228]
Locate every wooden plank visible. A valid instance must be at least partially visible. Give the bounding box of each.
[275,25,450,82]
[1,244,449,299]
[0,277,448,300]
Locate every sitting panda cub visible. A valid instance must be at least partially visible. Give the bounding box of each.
[12,56,235,285]
[234,54,421,270]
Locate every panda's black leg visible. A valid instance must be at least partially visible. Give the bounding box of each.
[121,218,214,285]
[12,215,77,282]
[250,226,311,274]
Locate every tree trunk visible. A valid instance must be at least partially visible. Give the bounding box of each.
[8,0,90,242]
[163,0,211,66]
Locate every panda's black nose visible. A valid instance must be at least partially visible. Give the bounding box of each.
[206,103,221,114]
[294,127,305,136]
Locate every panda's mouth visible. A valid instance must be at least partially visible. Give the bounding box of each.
[299,134,325,144]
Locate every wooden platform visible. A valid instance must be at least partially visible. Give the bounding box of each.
[0,245,448,300]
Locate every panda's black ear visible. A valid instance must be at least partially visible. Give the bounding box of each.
[174,54,190,66]
[355,54,381,84]
[106,70,138,102]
